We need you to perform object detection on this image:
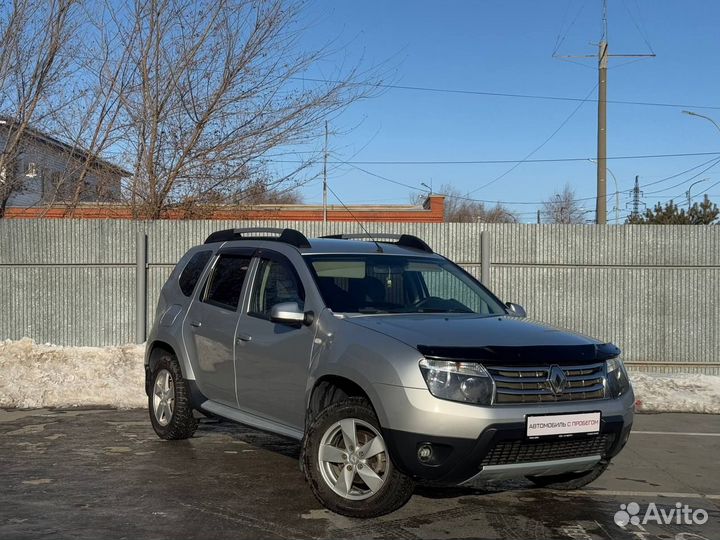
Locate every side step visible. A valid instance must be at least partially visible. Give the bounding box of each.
[200,400,304,440]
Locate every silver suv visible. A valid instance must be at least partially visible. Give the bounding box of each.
[145,228,634,517]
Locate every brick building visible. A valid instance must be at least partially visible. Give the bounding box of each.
[4,195,445,222]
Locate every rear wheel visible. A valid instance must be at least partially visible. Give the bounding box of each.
[526,459,610,490]
[148,352,198,440]
[302,397,414,517]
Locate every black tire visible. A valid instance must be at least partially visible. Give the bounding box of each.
[302,397,415,518]
[148,352,198,440]
[526,459,610,490]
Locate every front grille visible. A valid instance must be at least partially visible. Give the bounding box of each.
[487,363,606,404]
[481,434,613,466]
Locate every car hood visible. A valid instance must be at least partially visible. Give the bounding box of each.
[344,314,619,364]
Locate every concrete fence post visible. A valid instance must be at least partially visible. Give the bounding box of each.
[135,230,147,343]
[480,231,491,286]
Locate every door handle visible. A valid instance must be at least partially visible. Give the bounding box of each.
[190,321,202,328]
[236,333,252,342]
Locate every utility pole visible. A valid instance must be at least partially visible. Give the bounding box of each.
[322,121,328,224]
[595,1,609,225]
[555,0,654,225]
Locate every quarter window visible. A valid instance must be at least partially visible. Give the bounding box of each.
[178,251,213,297]
[203,255,251,310]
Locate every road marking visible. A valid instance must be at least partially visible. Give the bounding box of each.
[567,490,720,500]
[633,430,720,437]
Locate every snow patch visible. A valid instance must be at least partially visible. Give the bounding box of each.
[1,338,719,414]
[0,338,145,409]
[631,372,720,414]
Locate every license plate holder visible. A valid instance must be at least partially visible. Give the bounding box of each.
[526,412,601,438]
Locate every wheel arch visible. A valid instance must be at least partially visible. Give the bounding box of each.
[145,339,207,410]
[306,375,387,430]
[145,341,177,395]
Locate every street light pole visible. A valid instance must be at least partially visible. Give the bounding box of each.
[588,158,620,224]
[682,111,720,134]
[686,178,710,209]
[683,111,719,210]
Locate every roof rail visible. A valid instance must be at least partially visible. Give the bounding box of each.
[204,227,311,248]
[321,233,433,253]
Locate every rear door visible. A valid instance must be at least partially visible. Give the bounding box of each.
[234,250,317,430]
[183,249,253,407]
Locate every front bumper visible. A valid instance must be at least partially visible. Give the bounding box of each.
[377,383,634,485]
[383,414,632,485]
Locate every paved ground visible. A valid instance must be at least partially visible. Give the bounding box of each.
[0,409,717,540]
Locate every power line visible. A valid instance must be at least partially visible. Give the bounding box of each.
[341,155,720,207]
[644,158,720,194]
[552,0,588,56]
[269,150,720,166]
[623,0,656,54]
[343,161,586,206]
[641,156,720,188]
[467,83,597,195]
[696,179,720,197]
[293,77,720,110]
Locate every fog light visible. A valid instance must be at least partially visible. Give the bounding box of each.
[417,444,433,463]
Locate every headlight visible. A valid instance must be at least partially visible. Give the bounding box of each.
[606,357,631,398]
[419,358,495,405]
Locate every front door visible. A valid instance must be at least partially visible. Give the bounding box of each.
[184,250,252,407]
[234,251,316,430]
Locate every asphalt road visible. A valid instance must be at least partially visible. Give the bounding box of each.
[0,409,717,540]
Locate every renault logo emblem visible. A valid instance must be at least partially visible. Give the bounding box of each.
[548,365,567,395]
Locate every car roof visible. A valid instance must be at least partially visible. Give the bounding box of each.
[202,228,440,257]
[300,238,440,256]
[212,237,441,257]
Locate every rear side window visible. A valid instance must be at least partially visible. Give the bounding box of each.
[179,250,213,297]
[203,255,251,310]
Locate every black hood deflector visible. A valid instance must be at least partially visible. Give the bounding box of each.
[416,343,620,366]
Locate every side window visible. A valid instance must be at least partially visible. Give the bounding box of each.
[203,255,251,310]
[249,258,305,319]
[178,250,213,297]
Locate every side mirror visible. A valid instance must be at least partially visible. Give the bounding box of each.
[505,302,527,318]
[270,302,313,326]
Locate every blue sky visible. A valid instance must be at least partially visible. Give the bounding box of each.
[284,0,720,222]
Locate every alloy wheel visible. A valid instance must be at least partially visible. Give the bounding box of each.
[317,418,389,501]
[153,369,175,427]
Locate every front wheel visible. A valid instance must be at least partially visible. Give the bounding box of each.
[302,397,414,517]
[526,459,610,490]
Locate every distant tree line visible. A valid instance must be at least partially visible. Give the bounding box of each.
[412,183,718,224]
[627,196,719,224]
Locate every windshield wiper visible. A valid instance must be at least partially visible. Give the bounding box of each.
[356,307,390,314]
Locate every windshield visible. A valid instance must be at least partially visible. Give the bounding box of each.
[304,254,506,315]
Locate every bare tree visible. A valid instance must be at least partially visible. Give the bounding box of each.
[42,1,139,213]
[97,0,374,218]
[0,0,79,217]
[1,0,376,218]
[414,184,518,223]
[541,184,588,224]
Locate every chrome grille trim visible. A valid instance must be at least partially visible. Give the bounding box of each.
[487,362,607,404]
